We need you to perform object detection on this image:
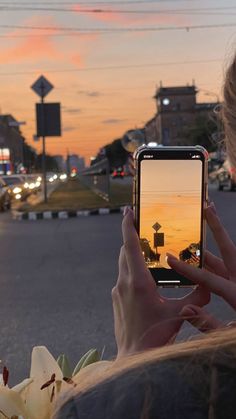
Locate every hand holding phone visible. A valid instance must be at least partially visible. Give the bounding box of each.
[112,208,210,357]
[134,146,208,287]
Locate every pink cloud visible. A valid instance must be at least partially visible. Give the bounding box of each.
[0,16,94,67]
[0,33,62,65]
[72,5,189,26]
[0,17,64,64]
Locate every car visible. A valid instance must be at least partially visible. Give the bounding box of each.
[0,178,11,211]
[0,175,29,201]
[216,160,236,191]
[111,167,125,179]
[23,175,41,193]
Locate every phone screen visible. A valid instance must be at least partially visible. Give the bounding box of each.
[139,157,204,286]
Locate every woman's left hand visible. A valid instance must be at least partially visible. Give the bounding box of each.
[112,208,210,358]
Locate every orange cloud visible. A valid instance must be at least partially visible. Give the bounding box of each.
[0,16,63,64]
[72,5,189,26]
[0,34,62,65]
[0,16,98,66]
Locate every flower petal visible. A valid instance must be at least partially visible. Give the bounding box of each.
[0,385,28,418]
[24,346,66,419]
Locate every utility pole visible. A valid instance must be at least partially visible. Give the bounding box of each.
[31,75,54,203]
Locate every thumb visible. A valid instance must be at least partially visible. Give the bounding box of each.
[179,304,223,333]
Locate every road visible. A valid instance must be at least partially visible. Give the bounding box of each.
[0,184,235,385]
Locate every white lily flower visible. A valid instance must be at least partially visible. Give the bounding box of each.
[0,385,29,418]
[22,346,68,419]
[0,346,105,419]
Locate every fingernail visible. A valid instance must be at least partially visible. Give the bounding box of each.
[180,306,198,316]
[123,206,129,216]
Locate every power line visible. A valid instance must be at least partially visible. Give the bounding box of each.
[1,22,236,34]
[0,1,200,4]
[0,58,223,77]
[0,5,236,14]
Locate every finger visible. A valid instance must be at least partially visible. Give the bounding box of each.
[118,245,129,284]
[167,255,236,310]
[111,286,123,341]
[179,285,211,309]
[179,305,223,332]
[122,209,148,279]
[204,250,229,279]
[205,205,236,276]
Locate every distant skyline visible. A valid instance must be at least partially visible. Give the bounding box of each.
[140,159,202,268]
[0,0,236,162]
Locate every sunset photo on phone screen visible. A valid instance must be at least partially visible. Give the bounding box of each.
[140,159,202,269]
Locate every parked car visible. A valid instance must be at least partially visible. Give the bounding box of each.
[0,178,11,211]
[216,160,236,191]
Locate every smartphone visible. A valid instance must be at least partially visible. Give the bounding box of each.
[133,145,208,287]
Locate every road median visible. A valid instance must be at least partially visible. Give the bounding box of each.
[12,178,132,220]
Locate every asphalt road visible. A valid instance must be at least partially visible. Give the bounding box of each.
[0,184,235,385]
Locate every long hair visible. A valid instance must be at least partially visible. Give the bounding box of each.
[53,328,236,418]
[223,53,236,169]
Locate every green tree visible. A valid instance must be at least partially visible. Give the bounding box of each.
[23,141,37,172]
[35,154,59,172]
[104,139,129,169]
[182,115,219,152]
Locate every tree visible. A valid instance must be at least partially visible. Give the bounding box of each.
[23,141,37,172]
[181,115,219,152]
[104,139,129,169]
[35,154,59,172]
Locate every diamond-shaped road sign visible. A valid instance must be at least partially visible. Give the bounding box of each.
[31,75,54,98]
[152,222,162,232]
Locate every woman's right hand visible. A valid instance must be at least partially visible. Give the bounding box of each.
[167,202,236,332]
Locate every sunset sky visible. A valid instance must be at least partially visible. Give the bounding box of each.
[1,0,236,163]
[140,159,202,268]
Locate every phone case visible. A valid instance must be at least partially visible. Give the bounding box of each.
[133,145,208,288]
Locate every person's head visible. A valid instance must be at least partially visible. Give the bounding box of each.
[222,52,236,169]
[53,328,236,419]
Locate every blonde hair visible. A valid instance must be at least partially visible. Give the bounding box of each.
[223,52,236,169]
[54,327,236,417]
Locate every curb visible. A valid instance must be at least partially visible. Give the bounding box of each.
[11,206,127,221]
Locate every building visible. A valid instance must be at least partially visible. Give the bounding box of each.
[54,155,65,172]
[0,114,25,172]
[145,85,218,146]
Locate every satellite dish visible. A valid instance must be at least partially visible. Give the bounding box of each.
[121,129,146,153]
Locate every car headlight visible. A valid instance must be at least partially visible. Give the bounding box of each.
[49,177,54,183]
[53,174,58,180]
[24,182,29,188]
[29,183,35,189]
[13,187,22,194]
